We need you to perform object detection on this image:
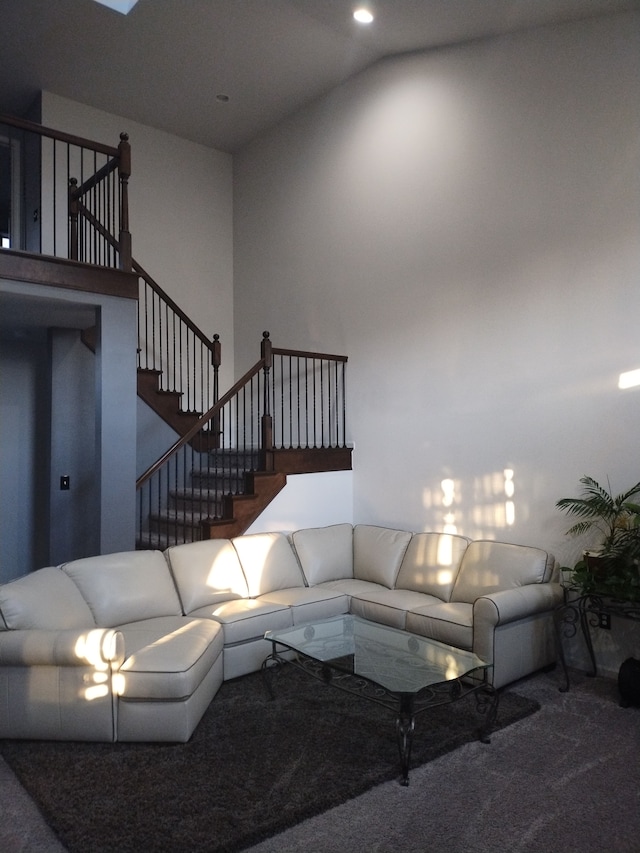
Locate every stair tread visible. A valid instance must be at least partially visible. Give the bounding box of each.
[137,532,200,549]
[170,489,230,502]
[149,508,217,524]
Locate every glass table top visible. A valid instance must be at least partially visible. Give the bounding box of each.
[265,614,489,694]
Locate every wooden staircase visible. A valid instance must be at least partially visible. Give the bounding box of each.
[137,367,202,436]
[136,334,351,548]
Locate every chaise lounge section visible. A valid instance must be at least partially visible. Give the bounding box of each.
[0,523,562,743]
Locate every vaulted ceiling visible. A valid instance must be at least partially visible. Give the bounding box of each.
[2,0,639,152]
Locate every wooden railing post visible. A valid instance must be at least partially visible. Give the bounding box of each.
[261,331,273,465]
[68,178,79,261]
[117,132,132,272]
[211,333,222,448]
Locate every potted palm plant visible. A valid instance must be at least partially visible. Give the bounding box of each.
[556,476,640,602]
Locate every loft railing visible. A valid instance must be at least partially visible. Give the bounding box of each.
[0,113,131,271]
[136,332,348,547]
[0,113,220,416]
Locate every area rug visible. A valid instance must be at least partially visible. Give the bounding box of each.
[0,668,539,853]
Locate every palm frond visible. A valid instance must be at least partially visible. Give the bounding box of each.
[578,476,614,503]
[564,520,596,538]
[556,497,612,519]
[617,481,640,504]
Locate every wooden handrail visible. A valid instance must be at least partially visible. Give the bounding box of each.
[133,258,216,354]
[273,346,348,363]
[0,112,119,157]
[70,158,119,199]
[76,204,217,354]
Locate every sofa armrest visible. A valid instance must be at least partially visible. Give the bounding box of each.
[474,582,564,627]
[0,628,124,668]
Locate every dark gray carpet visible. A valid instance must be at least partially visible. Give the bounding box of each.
[245,669,640,853]
[0,667,537,853]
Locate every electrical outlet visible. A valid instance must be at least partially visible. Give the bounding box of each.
[597,612,611,630]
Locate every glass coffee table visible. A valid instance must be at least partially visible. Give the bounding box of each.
[263,614,498,785]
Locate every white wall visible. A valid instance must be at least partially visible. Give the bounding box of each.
[40,92,236,391]
[234,13,640,571]
[246,471,353,534]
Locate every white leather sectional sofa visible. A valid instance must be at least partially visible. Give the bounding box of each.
[0,523,562,743]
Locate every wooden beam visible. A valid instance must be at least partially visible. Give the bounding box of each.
[0,250,138,300]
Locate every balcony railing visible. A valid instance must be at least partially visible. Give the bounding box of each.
[0,113,131,271]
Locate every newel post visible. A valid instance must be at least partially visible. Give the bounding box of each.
[117,132,132,272]
[211,333,222,448]
[68,177,79,261]
[211,333,221,402]
[261,331,273,462]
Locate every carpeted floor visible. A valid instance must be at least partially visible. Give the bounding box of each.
[0,667,538,853]
[246,668,640,853]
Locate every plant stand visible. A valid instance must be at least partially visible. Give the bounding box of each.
[555,591,640,692]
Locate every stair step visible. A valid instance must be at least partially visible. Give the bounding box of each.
[136,530,201,550]
[190,470,246,489]
[169,488,226,512]
[207,450,260,466]
[147,508,220,538]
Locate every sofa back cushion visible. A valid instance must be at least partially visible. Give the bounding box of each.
[451,540,555,604]
[0,567,96,630]
[291,523,353,585]
[353,525,412,588]
[61,550,181,627]
[395,533,470,600]
[165,539,249,613]
[232,532,306,597]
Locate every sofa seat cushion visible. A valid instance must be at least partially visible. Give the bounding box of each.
[116,616,223,701]
[191,598,293,645]
[291,523,354,585]
[350,590,445,630]
[260,587,349,625]
[165,539,249,613]
[405,602,473,651]
[62,551,182,627]
[318,579,391,598]
[0,567,96,631]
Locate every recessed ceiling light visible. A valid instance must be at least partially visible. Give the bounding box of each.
[93,0,140,14]
[353,8,374,24]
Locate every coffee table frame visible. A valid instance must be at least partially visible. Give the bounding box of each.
[262,615,498,785]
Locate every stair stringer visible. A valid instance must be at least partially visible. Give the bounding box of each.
[204,471,287,539]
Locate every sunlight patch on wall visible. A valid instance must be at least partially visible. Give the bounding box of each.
[422,467,517,539]
[618,368,640,390]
